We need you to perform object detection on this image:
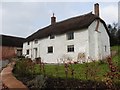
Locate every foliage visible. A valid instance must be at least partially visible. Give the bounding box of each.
[13,58,47,89]
[27,75,46,88]
[84,60,100,81]
[103,57,120,89]
[107,23,119,46]
[13,46,120,89]
[111,45,120,71]
[13,58,36,78]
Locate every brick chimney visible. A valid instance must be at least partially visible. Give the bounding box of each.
[94,3,99,16]
[51,13,56,25]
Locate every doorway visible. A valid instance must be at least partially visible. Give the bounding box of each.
[34,48,37,59]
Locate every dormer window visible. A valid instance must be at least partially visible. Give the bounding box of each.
[34,39,38,44]
[67,32,74,40]
[50,34,55,39]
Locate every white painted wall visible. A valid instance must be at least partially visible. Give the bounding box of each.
[98,21,110,59]
[88,20,110,60]
[23,20,110,63]
[23,28,88,63]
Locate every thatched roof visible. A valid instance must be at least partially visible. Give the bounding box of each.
[26,12,109,42]
[0,34,25,47]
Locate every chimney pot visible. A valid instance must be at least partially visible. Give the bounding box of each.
[94,3,99,16]
[51,13,56,25]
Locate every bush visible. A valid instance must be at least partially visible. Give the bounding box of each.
[13,59,35,78]
[27,75,46,88]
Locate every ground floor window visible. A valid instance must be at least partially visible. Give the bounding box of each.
[67,45,74,52]
[48,46,53,53]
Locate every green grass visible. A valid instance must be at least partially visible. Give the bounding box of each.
[111,45,120,70]
[33,46,120,81]
[14,46,120,82]
[33,61,110,81]
[111,45,120,64]
[111,45,120,51]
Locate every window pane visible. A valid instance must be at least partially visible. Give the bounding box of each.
[48,46,53,53]
[67,45,74,52]
[67,32,74,40]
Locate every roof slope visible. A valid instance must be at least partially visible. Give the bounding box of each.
[26,12,108,42]
[0,34,25,47]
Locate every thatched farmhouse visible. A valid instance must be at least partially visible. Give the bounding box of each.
[23,3,110,63]
[0,34,25,60]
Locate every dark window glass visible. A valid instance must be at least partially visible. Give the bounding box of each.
[67,32,74,40]
[67,45,74,52]
[48,46,53,53]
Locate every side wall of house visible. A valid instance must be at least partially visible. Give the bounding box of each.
[98,21,110,59]
[23,28,89,63]
[88,20,110,60]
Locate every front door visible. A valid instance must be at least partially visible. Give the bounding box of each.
[34,48,37,59]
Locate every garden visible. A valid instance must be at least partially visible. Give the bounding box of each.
[13,46,120,89]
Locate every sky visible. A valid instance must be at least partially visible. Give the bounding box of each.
[0,0,119,38]
[118,1,120,29]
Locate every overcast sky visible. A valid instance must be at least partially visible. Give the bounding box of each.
[118,1,120,29]
[0,0,119,38]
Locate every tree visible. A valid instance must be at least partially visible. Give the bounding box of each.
[107,23,118,46]
[116,27,120,45]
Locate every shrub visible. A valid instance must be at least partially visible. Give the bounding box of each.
[84,60,100,81]
[103,57,120,89]
[27,75,46,88]
[13,58,35,78]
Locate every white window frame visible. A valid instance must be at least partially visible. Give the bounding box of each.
[67,45,74,52]
[48,46,53,53]
[66,32,74,40]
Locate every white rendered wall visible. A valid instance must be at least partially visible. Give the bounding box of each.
[23,28,89,63]
[88,20,110,60]
[98,21,110,59]
[23,20,110,63]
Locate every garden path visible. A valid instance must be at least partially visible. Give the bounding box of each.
[0,61,28,90]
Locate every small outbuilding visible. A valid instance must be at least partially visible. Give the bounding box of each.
[0,34,25,60]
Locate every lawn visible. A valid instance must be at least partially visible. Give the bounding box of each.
[14,46,120,80]
[33,46,120,80]
[111,45,120,61]
[13,45,120,89]
[33,61,109,81]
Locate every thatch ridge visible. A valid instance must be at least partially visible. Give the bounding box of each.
[25,12,109,42]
